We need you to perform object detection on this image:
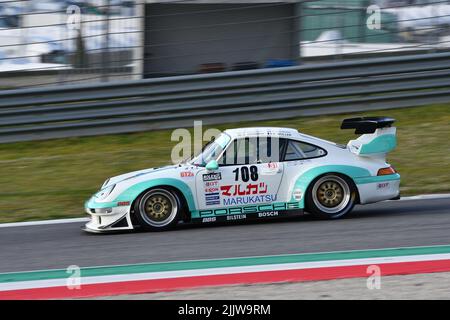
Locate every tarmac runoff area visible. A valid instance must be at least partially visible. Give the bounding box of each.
[93,272,450,300]
[2,196,450,299]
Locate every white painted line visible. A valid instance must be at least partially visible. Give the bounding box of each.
[2,253,450,291]
[4,243,450,276]
[398,194,450,201]
[0,193,449,229]
[0,217,89,228]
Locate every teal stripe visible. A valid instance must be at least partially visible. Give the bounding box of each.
[85,178,197,211]
[290,165,371,206]
[1,245,450,284]
[190,202,301,218]
[84,199,117,209]
[359,134,397,154]
[114,178,196,211]
[354,173,401,185]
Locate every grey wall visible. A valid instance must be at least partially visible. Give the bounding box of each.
[144,3,298,77]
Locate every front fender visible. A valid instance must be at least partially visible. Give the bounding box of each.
[113,178,197,211]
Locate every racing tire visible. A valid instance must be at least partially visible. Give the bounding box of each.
[305,174,357,219]
[134,188,181,231]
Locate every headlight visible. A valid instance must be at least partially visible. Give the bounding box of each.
[95,184,115,200]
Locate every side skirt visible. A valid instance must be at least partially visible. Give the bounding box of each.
[191,209,305,224]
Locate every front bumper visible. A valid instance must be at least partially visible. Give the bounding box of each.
[84,198,134,233]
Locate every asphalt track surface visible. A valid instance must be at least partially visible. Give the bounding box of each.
[1,198,450,273]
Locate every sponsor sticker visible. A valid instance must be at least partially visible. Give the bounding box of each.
[258,211,279,217]
[220,182,268,196]
[286,160,309,167]
[227,214,247,221]
[203,172,222,181]
[223,194,277,206]
[205,192,220,206]
[293,189,302,201]
[260,162,280,175]
[202,217,216,223]
[268,162,278,169]
[377,182,390,189]
[180,171,194,178]
[205,181,219,187]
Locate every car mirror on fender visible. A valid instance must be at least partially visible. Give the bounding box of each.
[205,160,219,171]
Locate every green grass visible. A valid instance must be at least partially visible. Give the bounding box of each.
[0,104,449,223]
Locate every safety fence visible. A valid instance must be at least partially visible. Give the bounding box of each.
[1,51,450,143]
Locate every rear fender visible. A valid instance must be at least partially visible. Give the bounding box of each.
[290,165,370,207]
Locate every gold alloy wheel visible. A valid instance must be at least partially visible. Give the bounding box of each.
[316,181,344,208]
[139,189,178,227]
[144,194,172,221]
[311,175,351,214]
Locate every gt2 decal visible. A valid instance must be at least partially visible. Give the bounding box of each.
[220,182,268,196]
[233,166,258,182]
[199,202,300,217]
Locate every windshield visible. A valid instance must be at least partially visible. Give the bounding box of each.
[190,133,231,166]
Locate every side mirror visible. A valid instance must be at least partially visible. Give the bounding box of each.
[205,160,219,171]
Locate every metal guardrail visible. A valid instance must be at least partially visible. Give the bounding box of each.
[1,52,450,143]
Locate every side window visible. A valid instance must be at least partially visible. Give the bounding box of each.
[221,138,256,165]
[257,137,285,163]
[283,140,326,161]
[220,137,286,165]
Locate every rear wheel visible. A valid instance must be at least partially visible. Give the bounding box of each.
[306,174,356,219]
[134,188,181,231]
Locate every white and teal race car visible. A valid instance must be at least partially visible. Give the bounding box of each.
[83,117,400,233]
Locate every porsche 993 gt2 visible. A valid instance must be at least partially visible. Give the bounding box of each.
[84,116,400,233]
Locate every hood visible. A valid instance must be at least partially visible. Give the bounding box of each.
[102,164,178,189]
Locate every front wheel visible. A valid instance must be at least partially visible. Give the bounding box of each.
[305,174,356,219]
[134,188,181,231]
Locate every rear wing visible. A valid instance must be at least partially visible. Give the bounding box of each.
[341,117,397,156]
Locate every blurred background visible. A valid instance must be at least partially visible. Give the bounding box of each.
[1,1,450,302]
[1,0,450,89]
